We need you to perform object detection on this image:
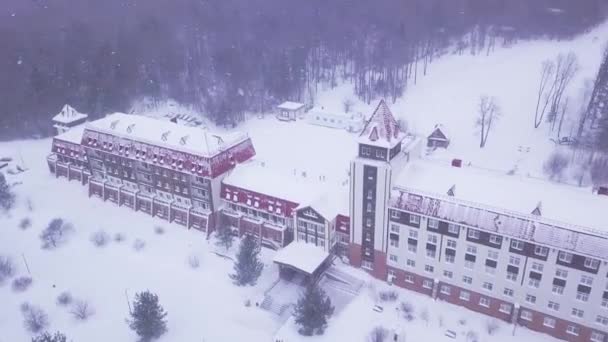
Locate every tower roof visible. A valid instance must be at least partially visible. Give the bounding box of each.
[358,99,404,148]
[52,104,88,126]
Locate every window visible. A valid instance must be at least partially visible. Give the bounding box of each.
[531,262,544,272]
[566,325,580,336]
[602,298,608,308]
[489,234,501,244]
[591,332,606,342]
[391,210,400,219]
[405,274,414,283]
[366,202,372,212]
[577,292,589,302]
[528,279,540,288]
[426,249,436,258]
[409,230,418,239]
[468,229,480,239]
[503,288,514,297]
[406,259,416,268]
[482,282,493,291]
[463,276,472,284]
[466,245,477,254]
[485,266,496,275]
[460,290,470,301]
[409,214,420,225]
[548,301,560,311]
[427,234,438,244]
[445,254,455,263]
[521,310,533,321]
[499,303,512,314]
[422,280,433,289]
[487,250,499,260]
[558,251,573,263]
[365,218,372,227]
[507,272,518,282]
[407,243,417,253]
[424,265,434,273]
[428,219,439,229]
[596,315,608,326]
[555,268,568,278]
[525,294,536,304]
[511,239,524,251]
[543,317,556,328]
[389,254,398,262]
[509,256,521,265]
[390,224,400,233]
[440,285,451,295]
[390,239,399,247]
[534,245,549,257]
[448,224,459,234]
[552,285,564,295]
[446,239,457,248]
[571,308,584,318]
[479,297,490,307]
[362,260,373,270]
[581,275,594,286]
[465,261,475,269]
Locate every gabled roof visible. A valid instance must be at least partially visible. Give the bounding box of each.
[277,101,305,111]
[273,241,330,275]
[52,104,88,125]
[358,99,405,148]
[428,124,449,141]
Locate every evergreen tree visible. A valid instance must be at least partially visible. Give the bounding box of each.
[293,283,335,336]
[127,291,168,342]
[587,46,608,151]
[215,224,234,251]
[31,331,67,342]
[0,173,15,212]
[230,234,263,286]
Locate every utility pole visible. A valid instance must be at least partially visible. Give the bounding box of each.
[125,289,132,314]
[21,253,31,275]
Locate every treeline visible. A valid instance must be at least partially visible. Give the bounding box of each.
[0,0,606,139]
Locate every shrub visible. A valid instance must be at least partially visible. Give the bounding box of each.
[70,300,95,321]
[90,230,110,247]
[12,276,33,292]
[458,318,467,326]
[486,319,500,335]
[32,331,68,342]
[543,152,568,180]
[40,218,73,249]
[0,255,16,284]
[368,326,388,342]
[127,291,168,341]
[22,304,49,334]
[19,217,32,230]
[133,239,146,252]
[154,226,165,235]
[56,292,73,306]
[399,302,415,321]
[187,255,200,269]
[378,290,398,302]
[466,330,479,342]
[114,233,126,243]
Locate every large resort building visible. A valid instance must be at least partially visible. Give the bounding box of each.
[47,101,607,342]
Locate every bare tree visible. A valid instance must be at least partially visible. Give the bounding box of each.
[590,156,608,186]
[70,300,95,321]
[547,53,579,130]
[420,308,430,326]
[343,98,355,113]
[486,319,500,335]
[22,304,49,334]
[40,219,74,250]
[368,326,388,342]
[543,152,569,181]
[477,95,501,148]
[0,255,16,284]
[534,60,556,128]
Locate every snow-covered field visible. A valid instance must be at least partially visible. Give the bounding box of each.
[1,19,608,341]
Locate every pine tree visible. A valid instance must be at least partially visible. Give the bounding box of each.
[230,234,263,286]
[127,291,168,342]
[32,331,67,342]
[0,173,15,212]
[293,283,335,336]
[215,224,234,251]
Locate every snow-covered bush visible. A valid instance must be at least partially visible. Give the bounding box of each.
[458,318,467,326]
[70,300,95,321]
[187,255,200,269]
[0,173,16,212]
[19,217,32,230]
[0,255,16,284]
[420,308,429,326]
[378,290,398,302]
[543,152,569,180]
[56,292,73,306]
[32,331,67,342]
[40,218,73,250]
[133,239,146,252]
[90,230,110,247]
[399,302,415,321]
[466,330,479,342]
[154,226,165,235]
[368,326,388,342]
[12,276,33,292]
[114,233,126,243]
[22,304,49,334]
[486,319,500,335]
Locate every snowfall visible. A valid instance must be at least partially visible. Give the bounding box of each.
[1,19,608,342]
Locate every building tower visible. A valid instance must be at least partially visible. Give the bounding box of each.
[52,104,88,135]
[349,99,409,279]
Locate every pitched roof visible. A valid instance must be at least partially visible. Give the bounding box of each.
[358,99,405,148]
[52,104,88,125]
[428,124,449,141]
[277,101,305,111]
[273,241,330,274]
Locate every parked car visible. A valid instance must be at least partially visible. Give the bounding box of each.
[444,330,457,339]
[372,305,384,313]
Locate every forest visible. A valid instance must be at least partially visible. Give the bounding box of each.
[0,0,607,140]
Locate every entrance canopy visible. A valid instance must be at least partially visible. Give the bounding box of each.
[273,241,330,276]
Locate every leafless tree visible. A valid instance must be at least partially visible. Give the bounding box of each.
[590,156,608,186]
[477,95,501,148]
[420,308,430,326]
[343,98,355,113]
[70,300,95,321]
[486,319,500,335]
[22,304,49,334]
[534,59,556,128]
[368,326,388,342]
[40,218,74,250]
[544,152,569,181]
[399,301,415,321]
[0,255,16,284]
[547,53,579,130]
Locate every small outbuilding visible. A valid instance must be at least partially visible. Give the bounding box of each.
[307,106,365,132]
[276,101,305,121]
[52,104,88,135]
[427,124,450,148]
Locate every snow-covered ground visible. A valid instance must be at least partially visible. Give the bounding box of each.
[2,19,608,342]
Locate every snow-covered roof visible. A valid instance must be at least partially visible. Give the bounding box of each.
[223,159,345,206]
[394,160,608,235]
[277,101,305,111]
[358,99,406,148]
[428,124,449,141]
[273,241,330,274]
[300,185,349,221]
[52,104,88,125]
[86,113,249,158]
[54,125,86,144]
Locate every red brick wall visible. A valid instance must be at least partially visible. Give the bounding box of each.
[349,243,362,268]
[518,306,600,342]
[387,267,433,296]
[436,281,512,323]
[371,251,388,280]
